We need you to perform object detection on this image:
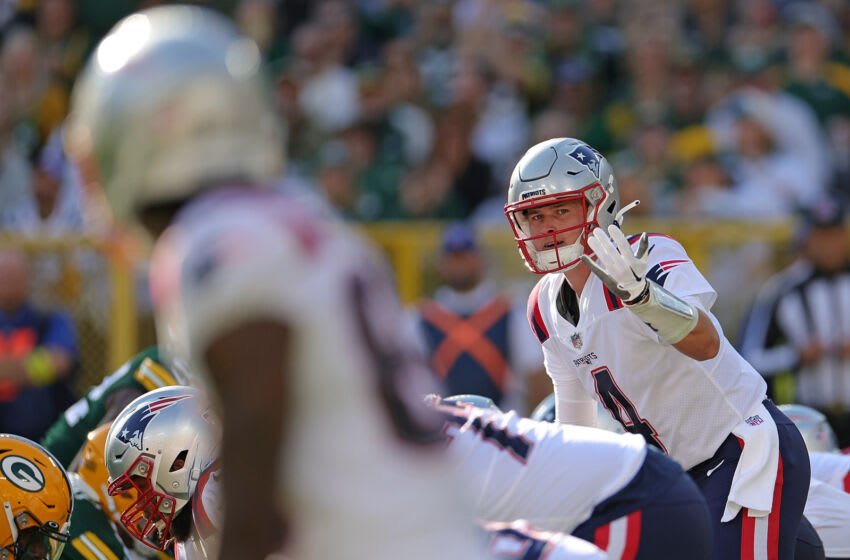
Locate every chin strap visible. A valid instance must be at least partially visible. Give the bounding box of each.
[614,199,641,227]
[3,502,17,545]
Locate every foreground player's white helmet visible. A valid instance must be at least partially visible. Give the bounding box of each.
[778,403,839,453]
[105,386,219,551]
[505,138,624,273]
[65,5,284,222]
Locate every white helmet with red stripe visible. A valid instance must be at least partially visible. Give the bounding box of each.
[505,138,624,274]
[104,386,219,551]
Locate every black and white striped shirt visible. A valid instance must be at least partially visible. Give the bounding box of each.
[740,259,850,407]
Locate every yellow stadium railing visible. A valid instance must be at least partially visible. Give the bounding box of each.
[0,219,798,395]
[361,219,796,305]
[0,234,136,391]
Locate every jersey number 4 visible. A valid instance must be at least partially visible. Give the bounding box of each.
[592,367,667,452]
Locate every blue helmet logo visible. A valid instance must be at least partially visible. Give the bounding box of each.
[567,144,601,178]
[116,395,191,450]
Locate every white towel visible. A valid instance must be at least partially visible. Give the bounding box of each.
[721,402,780,522]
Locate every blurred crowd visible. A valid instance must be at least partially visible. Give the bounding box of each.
[0,0,848,232]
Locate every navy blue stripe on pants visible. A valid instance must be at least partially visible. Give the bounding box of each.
[572,446,713,559]
[688,399,811,560]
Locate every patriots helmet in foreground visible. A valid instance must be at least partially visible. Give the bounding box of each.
[104,386,219,551]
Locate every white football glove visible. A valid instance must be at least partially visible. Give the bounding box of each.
[582,226,650,304]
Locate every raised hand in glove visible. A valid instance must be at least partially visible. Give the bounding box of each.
[581,226,650,304]
[582,226,699,345]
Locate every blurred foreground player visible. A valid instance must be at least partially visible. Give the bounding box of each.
[67,6,488,559]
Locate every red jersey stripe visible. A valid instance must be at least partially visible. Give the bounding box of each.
[766,455,784,559]
[622,511,642,560]
[594,523,610,550]
[527,281,550,343]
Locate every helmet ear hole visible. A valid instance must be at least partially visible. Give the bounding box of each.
[169,450,188,472]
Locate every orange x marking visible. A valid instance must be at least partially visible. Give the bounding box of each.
[421,297,512,388]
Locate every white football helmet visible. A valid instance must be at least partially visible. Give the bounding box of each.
[505,138,623,273]
[65,5,285,223]
[104,386,219,551]
[778,403,839,453]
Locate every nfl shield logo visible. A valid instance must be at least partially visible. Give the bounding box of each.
[570,332,582,349]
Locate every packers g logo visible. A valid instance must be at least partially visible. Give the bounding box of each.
[1,455,45,492]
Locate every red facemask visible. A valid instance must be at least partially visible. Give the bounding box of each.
[107,455,178,551]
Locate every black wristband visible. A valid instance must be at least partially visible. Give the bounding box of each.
[624,282,650,306]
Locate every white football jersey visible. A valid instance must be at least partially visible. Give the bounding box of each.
[809,451,850,492]
[150,187,485,559]
[804,478,850,558]
[530,234,767,469]
[436,402,647,532]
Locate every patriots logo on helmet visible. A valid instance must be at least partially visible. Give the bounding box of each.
[117,395,191,450]
[567,145,601,178]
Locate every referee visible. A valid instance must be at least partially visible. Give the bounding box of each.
[740,196,850,447]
